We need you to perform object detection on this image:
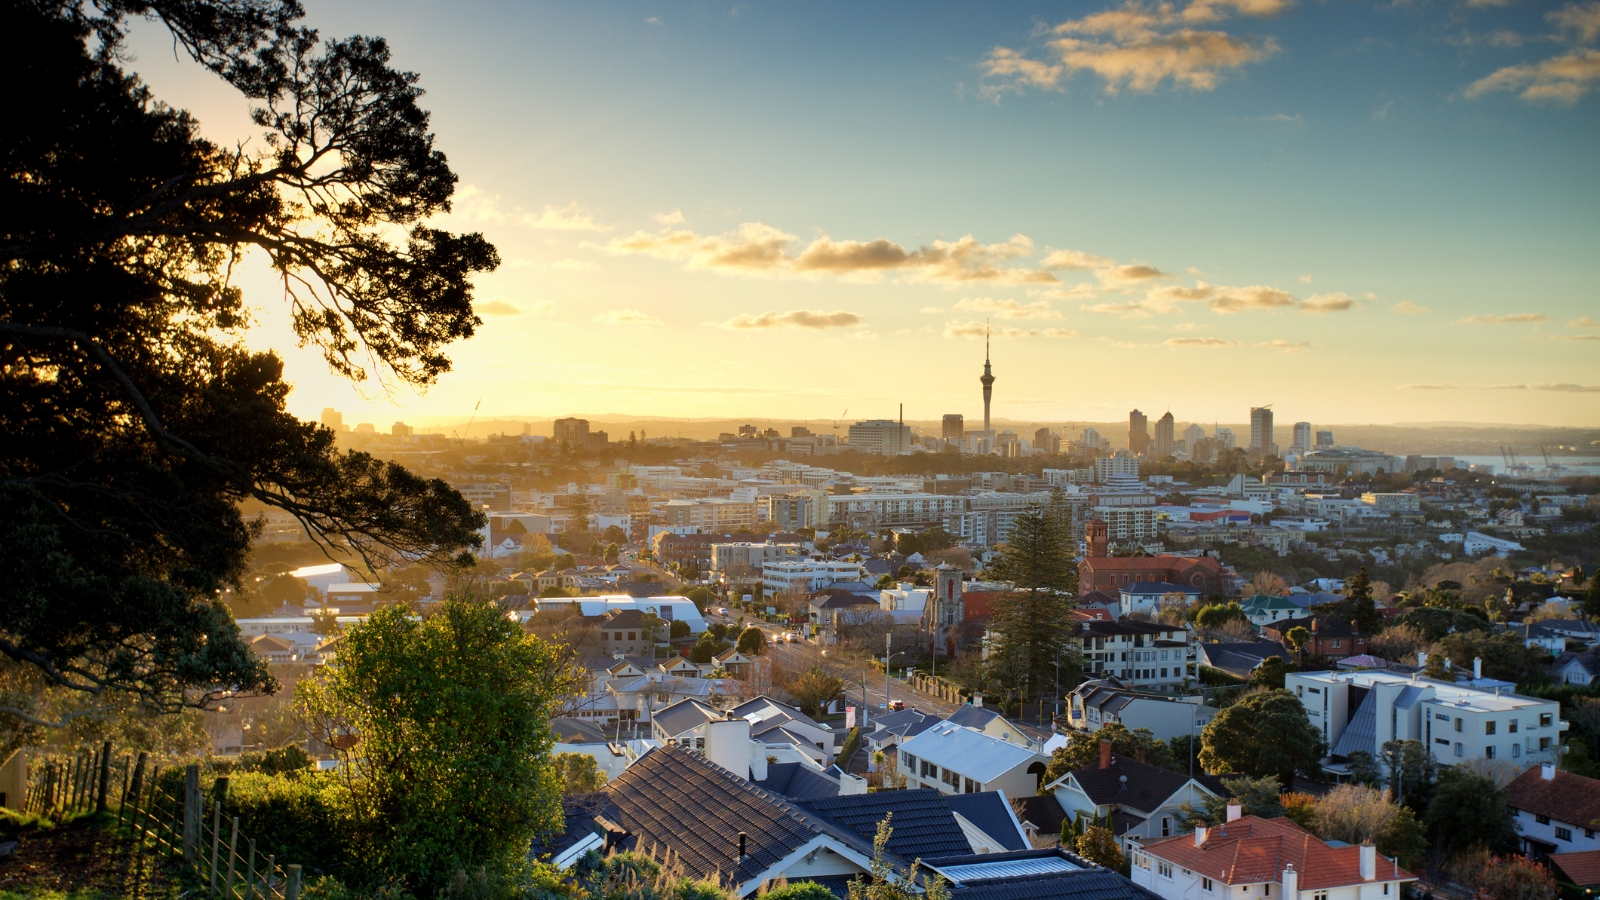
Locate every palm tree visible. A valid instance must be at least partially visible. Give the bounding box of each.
[1285,625,1311,667]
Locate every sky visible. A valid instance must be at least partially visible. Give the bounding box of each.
[123,0,1600,430]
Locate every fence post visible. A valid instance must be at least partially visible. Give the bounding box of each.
[183,764,200,862]
[97,741,111,813]
[210,801,223,894]
[128,752,148,824]
[285,864,302,900]
[225,816,240,900]
[118,760,131,827]
[266,855,275,899]
[245,838,257,900]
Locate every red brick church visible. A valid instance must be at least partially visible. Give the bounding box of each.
[1076,519,1237,596]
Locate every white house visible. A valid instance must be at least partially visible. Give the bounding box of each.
[1067,676,1215,742]
[1130,810,1415,900]
[1047,742,1225,850]
[1463,531,1525,556]
[1506,762,1600,856]
[898,722,1049,799]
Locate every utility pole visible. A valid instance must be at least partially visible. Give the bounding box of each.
[885,633,892,711]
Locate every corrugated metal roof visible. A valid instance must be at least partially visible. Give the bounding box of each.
[1330,689,1376,759]
[935,856,1082,882]
[899,724,1045,784]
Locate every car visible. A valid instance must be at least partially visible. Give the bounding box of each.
[782,633,796,643]
[888,700,907,711]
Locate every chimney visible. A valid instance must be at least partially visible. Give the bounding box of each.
[704,719,753,780]
[973,693,984,708]
[1417,651,1427,668]
[1542,762,1556,780]
[1195,825,1209,847]
[1136,746,1146,764]
[750,748,768,782]
[1360,844,1376,881]
[1226,802,1242,822]
[1100,739,1113,770]
[1282,864,1298,899]
[738,831,748,859]
[840,773,868,795]
[1473,657,1482,680]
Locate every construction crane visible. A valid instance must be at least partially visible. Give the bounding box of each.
[1541,447,1567,479]
[831,408,848,431]
[454,399,481,443]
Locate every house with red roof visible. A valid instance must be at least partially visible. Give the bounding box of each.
[1507,761,1600,856]
[1129,810,1415,900]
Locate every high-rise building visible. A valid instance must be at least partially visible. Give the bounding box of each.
[553,417,590,446]
[1291,422,1313,453]
[1034,427,1060,454]
[1152,412,1175,458]
[391,421,413,438]
[1215,426,1236,450]
[1183,424,1205,450]
[847,419,912,456]
[1129,409,1150,455]
[942,414,965,442]
[1316,430,1335,448]
[980,332,995,433]
[791,426,813,438]
[320,408,345,432]
[1249,406,1276,455]
[1094,452,1139,483]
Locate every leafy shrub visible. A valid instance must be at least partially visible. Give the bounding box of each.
[219,771,353,878]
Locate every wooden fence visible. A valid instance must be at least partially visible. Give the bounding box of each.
[24,748,303,900]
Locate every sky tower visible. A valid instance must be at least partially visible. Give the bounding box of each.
[980,325,995,433]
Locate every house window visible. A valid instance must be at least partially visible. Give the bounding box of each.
[1513,745,1522,758]
[1435,713,1450,721]
[1510,720,1519,733]
[903,753,916,770]
[1455,743,1464,757]
[1332,639,1341,648]
[1557,827,1573,841]
[1384,885,1390,896]
[1159,862,1172,878]
[1542,738,1552,750]
[1314,892,1328,900]
[1537,814,1551,825]
[1455,719,1463,732]
[1486,746,1496,759]
[1436,738,1450,745]
[1162,817,1171,837]
[1585,829,1595,839]
[1485,721,1497,735]
[1203,878,1214,893]
[964,777,979,793]
[1542,713,1554,727]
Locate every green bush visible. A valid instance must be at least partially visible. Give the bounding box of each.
[218,771,353,879]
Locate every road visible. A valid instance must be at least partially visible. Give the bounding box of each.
[748,624,964,721]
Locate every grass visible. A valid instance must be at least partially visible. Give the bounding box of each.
[0,810,190,900]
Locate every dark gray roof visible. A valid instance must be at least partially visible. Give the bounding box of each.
[652,699,722,736]
[733,697,822,730]
[552,716,611,744]
[1067,756,1226,815]
[945,792,1028,851]
[1199,642,1290,676]
[947,706,1004,730]
[754,763,842,800]
[1331,689,1377,759]
[1010,794,1067,836]
[797,788,975,860]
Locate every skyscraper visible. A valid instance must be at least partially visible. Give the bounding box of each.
[1183,423,1205,451]
[1291,422,1313,453]
[942,414,965,443]
[1250,406,1276,455]
[1129,409,1150,455]
[1316,430,1335,448]
[1152,412,1176,458]
[320,407,345,432]
[980,329,995,434]
[1034,427,1059,454]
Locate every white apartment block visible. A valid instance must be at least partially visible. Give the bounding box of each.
[826,492,967,529]
[762,559,866,594]
[1075,621,1195,693]
[1286,670,1566,772]
[663,498,758,530]
[1095,454,1139,482]
[1092,506,1160,541]
[1359,492,1421,513]
[846,420,913,455]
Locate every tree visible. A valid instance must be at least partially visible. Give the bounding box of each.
[1346,750,1383,789]
[1200,689,1324,785]
[984,495,1079,706]
[1248,571,1289,596]
[1393,607,1493,642]
[1433,630,1552,686]
[1076,825,1125,870]
[1194,602,1250,631]
[1253,656,1290,690]
[1175,775,1286,827]
[737,626,766,655]
[1423,767,1519,857]
[1285,626,1311,665]
[785,666,844,717]
[1309,784,1399,847]
[517,535,558,572]
[1043,723,1178,782]
[297,596,575,892]
[689,632,732,664]
[1584,574,1600,621]
[670,620,692,640]
[1379,740,1437,810]
[1470,855,1556,900]
[1311,567,1384,634]
[847,814,950,900]
[2,0,491,725]
[553,751,609,794]
[567,493,592,534]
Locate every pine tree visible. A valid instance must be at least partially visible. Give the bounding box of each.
[985,500,1080,708]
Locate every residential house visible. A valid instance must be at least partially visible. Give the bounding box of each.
[712,648,759,680]
[1553,647,1600,686]
[1046,741,1226,851]
[810,592,882,632]
[552,716,628,780]
[1074,620,1194,692]
[898,722,1050,798]
[1506,762,1600,856]
[595,608,661,657]
[1118,583,1202,620]
[732,697,837,755]
[1196,642,1291,680]
[946,705,1053,753]
[1129,812,1416,900]
[1239,594,1304,627]
[1065,677,1216,742]
[1262,616,1368,661]
[1286,669,1566,773]
[865,707,943,754]
[1549,851,1600,891]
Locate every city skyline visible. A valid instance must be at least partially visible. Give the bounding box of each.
[119,0,1600,428]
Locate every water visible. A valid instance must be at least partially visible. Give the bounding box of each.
[1447,455,1600,477]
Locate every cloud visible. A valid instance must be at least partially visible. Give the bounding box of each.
[1041,248,1115,270]
[719,310,864,330]
[1460,313,1550,324]
[1408,382,1600,392]
[1298,274,1312,283]
[1206,285,1298,313]
[599,224,1057,285]
[1163,336,1240,347]
[1257,339,1314,353]
[1465,49,1600,105]
[523,202,609,231]
[943,320,1077,339]
[449,187,610,231]
[1082,300,1154,318]
[1553,2,1600,43]
[1570,316,1600,328]
[653,209,686,225]
[1392,301,1431,314]
[982,0,1283,97]
[552,259,598,271]
[594,309,663,326]
[919,306,944,314]
[1173,322,1201,331]
[1096,264,1169,285]
[1302,292,1355,314]
[476,300,525,316]
[1551,334,1600,341]
[953,297,1063,319]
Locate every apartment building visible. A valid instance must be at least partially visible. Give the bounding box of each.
[663,498,758,530]
[826,492,967,529]
[762,559,866,594]
[1090,506,1160,542]
[1285,670,1566,772]
[1074,620,1194,692]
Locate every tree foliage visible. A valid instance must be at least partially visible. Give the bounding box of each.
[785,666,844,717]
[1199,689,1324,785]
[1,0,491,722]
[737,627,766,655]
[1311,567,1384,634]
[984,492,1079,705]
[1423,767,1519,858]
[1076,825,1124,870]
[846,814,950,900]
[297,597,575,892]
[1470,855,1557,900]
[1042,723,1179,783]
[1176,775,1286,827]
[553,751,610,795]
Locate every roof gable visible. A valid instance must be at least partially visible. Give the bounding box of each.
[1506,766,1600,826]
[1140,816,1413,890]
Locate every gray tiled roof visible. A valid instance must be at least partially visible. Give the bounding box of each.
[947,706,1003,730]
[798,789,974,860]
[651,699,723,736]
[946,792,1028,851]
[1068,756,1225,815]
[754,763,842,799]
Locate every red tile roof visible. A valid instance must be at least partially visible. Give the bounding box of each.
[1550,850,1600,887]
[1139,816,1415,890]
[1506,766,1600,827]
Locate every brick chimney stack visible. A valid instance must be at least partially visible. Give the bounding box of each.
[1100,739,1112,770]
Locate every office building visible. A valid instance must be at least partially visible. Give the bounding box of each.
[1034,427,1060,454]
[1249,407,1275,455]
[1129,409,1150,456]
[1151,413,1175,458]
[846,419,912,455]
[1291,422,1312,453]
[320,408,345,432]
[1214,426,1235,450]
[942,414,964,443]
[554,417,590,446]
[1094,452,1139,483]
[980,333,996,433]
[1182,424,1204,452]
[1316,430,1335,448]
[1082,427,1108,452]
[790,426,812,438]
[391,421,413,438]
